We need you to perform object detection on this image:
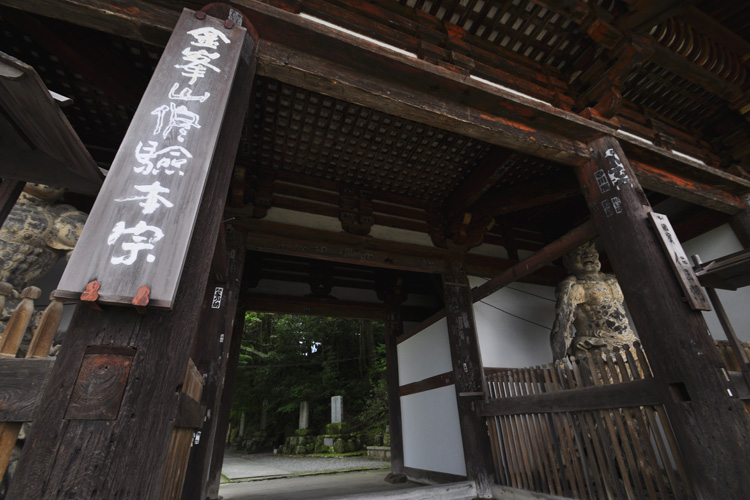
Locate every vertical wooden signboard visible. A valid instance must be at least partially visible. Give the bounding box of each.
[55,10,249,309]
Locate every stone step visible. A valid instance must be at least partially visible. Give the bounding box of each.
[325,480,476,500]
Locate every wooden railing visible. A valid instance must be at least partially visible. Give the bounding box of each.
[0,285,61,486]
[479,345,695,500]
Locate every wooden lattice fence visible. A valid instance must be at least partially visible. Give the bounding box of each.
[481,345,695,500]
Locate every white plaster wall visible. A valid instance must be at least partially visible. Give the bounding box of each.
[397,319,453,385]
[397,319,465,476]
[470,277,556,368]
[682,224,750,342]
[400,385,467,476]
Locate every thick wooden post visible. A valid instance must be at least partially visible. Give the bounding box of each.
[7,11,257,499]
[730,196,750,248]
[204,301,246,499]
[180,226,245,500]
[577,135,750,499]
[442,261,494,496]
[384,308,405,480]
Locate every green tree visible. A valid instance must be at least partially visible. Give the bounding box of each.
[231,314,386,442]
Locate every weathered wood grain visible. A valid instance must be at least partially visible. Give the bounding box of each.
[442,261,494,496]
[478,378,662,416]
[384,308,405,475]
[55,10,250,309]
[0,52,102,194]
[203,300,246,499]
[7,9,256,498]
[0,358,54,422]
[399,371,455,397]
[180,225,245,500]
[64,348,135,420]
[471,219,597,302]
[576,135,750,499]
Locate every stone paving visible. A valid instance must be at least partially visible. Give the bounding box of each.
[222,451,389,481]
[219,450,420,500]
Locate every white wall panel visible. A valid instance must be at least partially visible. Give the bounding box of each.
[400,386,466,476]
[397,319,453,385]
[683,224,750,342]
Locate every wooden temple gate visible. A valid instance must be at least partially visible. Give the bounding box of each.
[1,1,750,499]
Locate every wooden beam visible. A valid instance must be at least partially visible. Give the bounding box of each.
[615,0,697,33]
[399,371,455,397]
[243,293,388,320]
[576,135,750,500]
[240,219,447,273]
[730,199,750,249]
[472,219,598,302]
[6,1,749,211]
[204,304,246,500]
[181,226,246,500]
[470,173,581,218]
[0,51,103,194]
[0,8,148,106]
[384,308,405,477]
[0,358,54,422]
[444,147,516,219]
[477,378,663,416]
[0,0,178,46]
[442,261,494,495]
[632,160,748,214]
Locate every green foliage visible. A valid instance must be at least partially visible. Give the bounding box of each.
[231,314,387,440]
[324,422,352,435]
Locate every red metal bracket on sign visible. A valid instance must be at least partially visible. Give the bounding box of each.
[132,285,150,314]
[80,280,103,311]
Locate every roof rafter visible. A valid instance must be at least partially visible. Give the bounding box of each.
[2,0,748,213]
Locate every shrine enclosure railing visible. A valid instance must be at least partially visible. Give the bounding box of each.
[479,344,697,500]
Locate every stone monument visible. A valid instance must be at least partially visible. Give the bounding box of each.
[550,241,638,361]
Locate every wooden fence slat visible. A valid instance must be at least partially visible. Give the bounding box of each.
[497,372,520,488]
[513,369,543,492]
[486,375,508,485]
[518,368,549,493]
[571,357,617,499]
[525,367,560,496]
[483,347,699,500]
[613,350,665,500]
[541,365,575,498]
[507,371,534,490]
[503,372,531,488]
[577,354,635,500]
[0,286,46,484]
[570,357,609,500]
[552,362,587,499]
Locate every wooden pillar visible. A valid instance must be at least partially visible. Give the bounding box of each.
[384,308,405,480]
[204,297,247,499]
[7,12,257,499]
[576,135,750,499]
[0,180,23,227]
[180,226,245,500]
[730,196,750,248]
[442,261,494,495]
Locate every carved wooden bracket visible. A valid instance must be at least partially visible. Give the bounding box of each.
[339,186,374,236]
[248,171,275,218]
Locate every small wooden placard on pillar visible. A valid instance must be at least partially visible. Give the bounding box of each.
[648,212,711,311]
[55,9,249,309]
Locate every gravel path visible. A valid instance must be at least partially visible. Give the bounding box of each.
[222,451,389,481]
